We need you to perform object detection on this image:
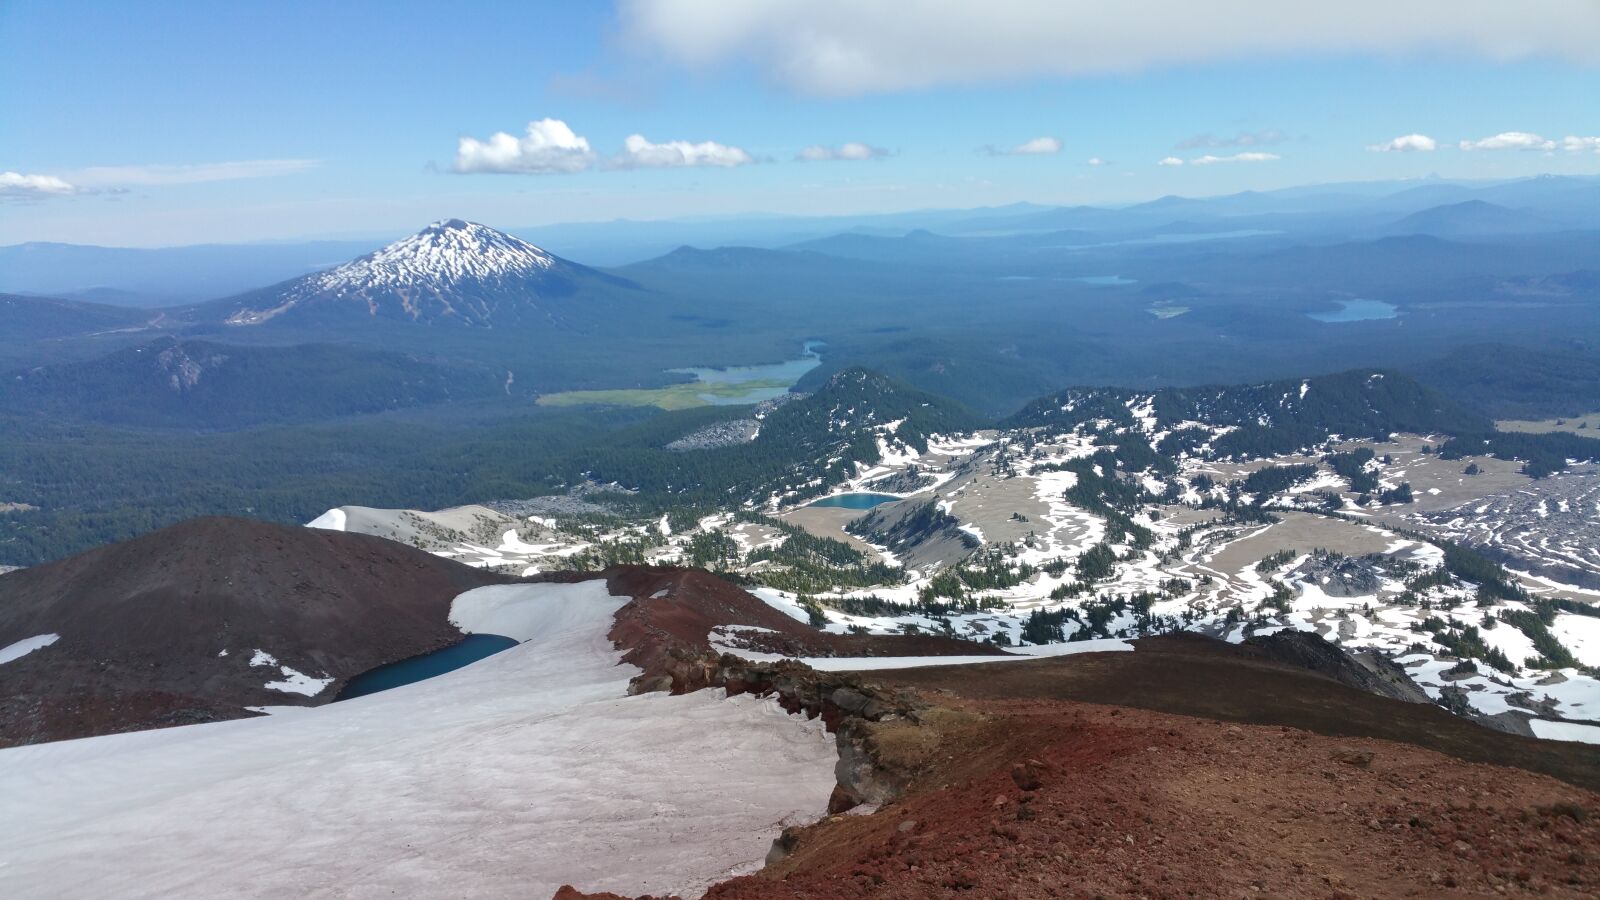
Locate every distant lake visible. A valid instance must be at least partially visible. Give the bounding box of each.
[1309,299,1400,323]
[809,492,900,510]
[669,340,824,405]
[336,634,517,700]
[1071,275,1136,286]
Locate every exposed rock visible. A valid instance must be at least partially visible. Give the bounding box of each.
[1330,748,1375,768]
[1243,629,1430,704]
[1288,552,1383,597]
[665,419,760,452]
[846,498,977,570]
[1010,759,1046,791]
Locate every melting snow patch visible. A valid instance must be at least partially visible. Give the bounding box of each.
[264,669,334,697]
[1529,719,1600,745]
[0,581,837,898]
[0,634,59,665]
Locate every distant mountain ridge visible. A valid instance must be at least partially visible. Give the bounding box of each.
[214,219,639,328]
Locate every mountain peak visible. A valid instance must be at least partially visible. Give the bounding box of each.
[223,220,587,326]
[321,220,555,293]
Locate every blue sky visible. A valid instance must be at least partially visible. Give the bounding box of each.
[2,0,1597,245]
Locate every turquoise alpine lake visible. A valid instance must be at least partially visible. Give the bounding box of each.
[336,634,518,700]
[808,493,901,510]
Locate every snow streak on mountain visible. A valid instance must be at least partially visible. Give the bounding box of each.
[224,219,616,327]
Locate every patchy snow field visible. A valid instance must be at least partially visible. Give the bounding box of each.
[0,583,837,899]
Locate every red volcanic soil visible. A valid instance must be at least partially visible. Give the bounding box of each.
[704,698,1600,899]
[590,565,1005,690]
[0,516,512,745]
[558,628,1600,899]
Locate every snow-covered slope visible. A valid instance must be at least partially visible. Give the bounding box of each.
[0,582,836,898]
[220,219,633,327]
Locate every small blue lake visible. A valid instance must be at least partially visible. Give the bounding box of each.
[1309,299,1400,323]
[808,493,900,510]
[336,634,518,700]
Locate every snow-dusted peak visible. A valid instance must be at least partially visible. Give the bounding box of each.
[308,220,555,294]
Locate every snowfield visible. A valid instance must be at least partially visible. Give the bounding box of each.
[0,582,838,899]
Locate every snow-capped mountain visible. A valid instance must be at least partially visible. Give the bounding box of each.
[218,219,634,327]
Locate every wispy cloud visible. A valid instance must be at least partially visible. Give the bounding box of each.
[1086,157,1106,166]
[619,0,1600,95]
[985,134,1062,156]
[66,159,320,188]
[1368,133,1437,152]
[1157,156,1184,167]
[1,159,318,202]
[1458,131,1556,151]
[1189,152,1280,165]
[1177,129,1287,150]
[0,171,78,202]
[454,119,599,174]
[1563,136,1600,154]
[614,134,754,169]
[797,142,889,161]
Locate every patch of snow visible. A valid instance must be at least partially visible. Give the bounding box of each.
[1529,719,1600,745]
[263,668,334,697]
[305,508,347,531]
[0,634,59,665]
[0,582,837,898]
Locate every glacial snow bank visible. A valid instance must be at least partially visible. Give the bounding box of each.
[0,582,837,899]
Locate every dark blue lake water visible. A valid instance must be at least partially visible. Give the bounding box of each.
[336,634,518,700]
[808,493,900,510]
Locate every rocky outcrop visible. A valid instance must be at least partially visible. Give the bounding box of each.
[1243,629,1430,704]
[592,565,989,815]
[846,499,977,569]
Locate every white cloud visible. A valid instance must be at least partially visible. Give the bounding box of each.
[614,134,754,168]
[1178,129,1286,149]
[0,171,77,200]
[454,118,598,174]
[1458,131,1556,151]
[1157,156,1184,166]
[1086,157,1105,166]
[67,159,321,187]
[1457,132,1600,153]
[1368,133,1437,152]
[1010,136,1063,155]
[618,0,1600,95]
[1190,152,1280,165]
[797,142,888,161]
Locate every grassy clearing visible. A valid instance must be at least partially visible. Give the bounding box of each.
[536,378,792,411]
[1496,412,1600,436]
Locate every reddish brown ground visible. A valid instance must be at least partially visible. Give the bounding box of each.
[0,516,512,745]
[596,565,1003,678]
[707,698,1599,899]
